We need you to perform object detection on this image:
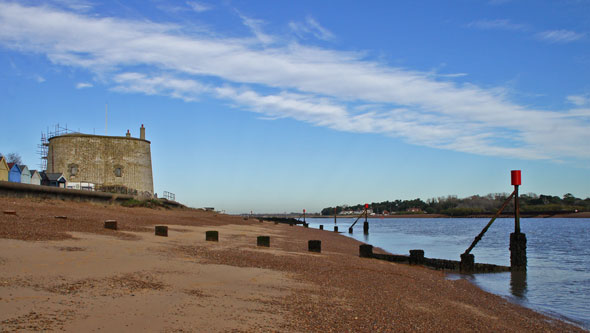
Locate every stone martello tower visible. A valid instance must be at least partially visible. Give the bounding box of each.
[47,124,154,195]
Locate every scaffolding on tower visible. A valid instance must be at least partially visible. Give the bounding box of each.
[37,124,78,171]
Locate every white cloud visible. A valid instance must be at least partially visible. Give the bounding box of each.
[467,19,528,31]
[35,75,45,83]
[0,3,588,161]
[567,94,589,106]
[76,82,93,89]
[112,72,207,102]
[186,1,211,13]
[289,16,334,41]
[536,29,585,43]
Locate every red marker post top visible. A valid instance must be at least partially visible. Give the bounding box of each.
[364,203,369,209]
[511,170,522,186]
[303,209,306,213]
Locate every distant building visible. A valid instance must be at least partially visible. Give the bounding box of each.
[19,165,31,184]
[204,207,215,212]
[0,156,8,181]
[7,163,21,183]
[29,170,41,185]
[406,207,423,213]
[41,172,67,188]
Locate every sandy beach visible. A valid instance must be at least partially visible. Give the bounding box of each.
[0,197,584,332]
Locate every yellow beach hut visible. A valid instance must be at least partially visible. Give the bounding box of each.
[0,156,8,181]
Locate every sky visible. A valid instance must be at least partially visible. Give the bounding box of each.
[0,0,589,213]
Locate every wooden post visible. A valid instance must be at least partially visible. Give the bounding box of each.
[409,249,425,265]
[334,226,338,232]
[303,209,306,224]
[206,230,218,242]
[257,236,270,247]
[319,225,323,230]
[155,226,168,237]
[334,207,337,225]
[363,203,369,235]
[308,240,321,253]
[359,244,373,258]
[460,253,475,273]
[104,220,117,230]
[510,170,526,271]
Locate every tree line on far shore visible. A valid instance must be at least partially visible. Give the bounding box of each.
[320,193,590,216]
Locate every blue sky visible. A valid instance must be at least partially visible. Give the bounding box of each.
[1,0,589,213]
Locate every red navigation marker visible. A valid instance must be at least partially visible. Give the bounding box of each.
[303,209,306,213]
[365,203,369,209]
[511,170,522,186]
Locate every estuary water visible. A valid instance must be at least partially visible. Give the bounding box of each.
[305,217,590,329]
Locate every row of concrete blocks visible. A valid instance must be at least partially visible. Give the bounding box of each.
[103,221,323,252]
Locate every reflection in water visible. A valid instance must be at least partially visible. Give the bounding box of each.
[510,270,527,298]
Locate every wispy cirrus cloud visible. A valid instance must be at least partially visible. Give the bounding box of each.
[186,1,211,13]
[289,16,334,41]
[536,29,586,43]
[0,2,588,162]
[467,19,528,31]
[236,11,274,44]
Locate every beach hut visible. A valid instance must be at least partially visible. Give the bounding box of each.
[29,170,41,185]
[41,172,67,188]
[19,165,31,184]
[8,163,21,183]
[0,156,8,181]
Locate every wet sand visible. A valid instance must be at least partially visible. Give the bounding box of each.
[0,197,584,332]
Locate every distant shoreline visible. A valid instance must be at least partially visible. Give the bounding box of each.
[301,212,590,219]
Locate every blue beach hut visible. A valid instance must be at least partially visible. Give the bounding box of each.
[8,163,21,183]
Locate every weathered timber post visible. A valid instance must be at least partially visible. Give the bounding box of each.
[460,253,475,272]
[334,226,338,232]
[364,204,369,235]
[304,223,309,228]
[510,270,527,298]
[319,225,323,230]
[155,226,168,237]
[257,236,270,247]
[334,207,337,225]
[510,170,527,271]
[359,244,373,258]
[348,226,353,234]
[308,240,321,253]
[409,249,425,265]
[206,230,218,242]
[104,220,117,230]
[303,209,306,225]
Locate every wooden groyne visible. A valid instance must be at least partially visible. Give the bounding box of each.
[359,245,510,273]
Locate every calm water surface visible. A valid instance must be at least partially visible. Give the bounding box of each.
[305,217,590,329]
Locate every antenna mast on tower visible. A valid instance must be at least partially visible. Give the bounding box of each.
[105,103,108,135]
